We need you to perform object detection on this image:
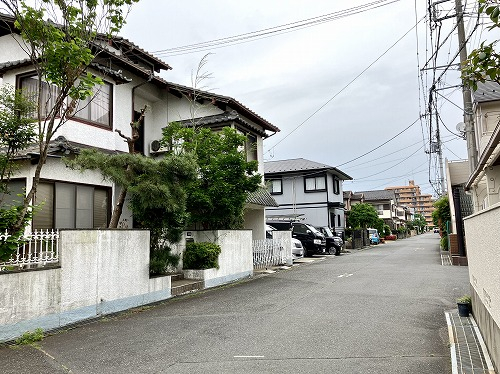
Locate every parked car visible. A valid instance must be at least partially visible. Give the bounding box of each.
[266,225,304,259]
[367,228,380,245]
[316,226,343,255]
[434,227,439,233]
[267,221,326,257]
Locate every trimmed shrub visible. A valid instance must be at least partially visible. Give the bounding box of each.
[149,246,180,276]
[183,242,221,270]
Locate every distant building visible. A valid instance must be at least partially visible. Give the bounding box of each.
[264,158,352,235]
[385,180,435,227]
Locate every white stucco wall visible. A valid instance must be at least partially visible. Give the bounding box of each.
[464,203,500,327]
[183,230,253,288]
[0,230,177,342]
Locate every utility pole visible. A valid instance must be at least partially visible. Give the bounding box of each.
[455,0,478,173]
[435,103,446,195]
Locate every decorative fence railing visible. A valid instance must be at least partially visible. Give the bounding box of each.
[252,239,286,269]
[0,230,59,271]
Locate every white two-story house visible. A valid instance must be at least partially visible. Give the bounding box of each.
[0,13,279,239]
[264,158,352,236]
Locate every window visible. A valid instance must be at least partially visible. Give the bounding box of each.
[33,181,110,230]
[0,179,26,208]
[305,176,326,192]
[20,74,61,118]
[268,179,282,195]
[19,73,112,129]
[73,81,112,128]
[245,134,258,161]
[333,177,340,194]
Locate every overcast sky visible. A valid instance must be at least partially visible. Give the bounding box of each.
[121,0,485,197]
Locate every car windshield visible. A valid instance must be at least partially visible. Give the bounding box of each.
[305,224,321,234]
[321,227,334,237]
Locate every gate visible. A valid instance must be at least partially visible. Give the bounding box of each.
[252,239,286,269]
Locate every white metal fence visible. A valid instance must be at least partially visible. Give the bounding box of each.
[252,239,286,269]
[0,230,59,270]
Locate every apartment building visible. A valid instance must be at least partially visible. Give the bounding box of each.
[385,180,435,227]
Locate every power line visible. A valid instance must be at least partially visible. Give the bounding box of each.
[152,0,402,57]
[352,145,425,180]
[335,118,420,168]
[265,17,425,158]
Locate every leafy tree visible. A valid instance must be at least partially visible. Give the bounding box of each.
[1,0,139,232]
[0,85,36,196]
[65,149,197,237]
[347,203,381,230]
[462,0,500,89]
[162,123,261,229]
[0,85,37,261]
[432,196,451,234]
[408,213,427,233]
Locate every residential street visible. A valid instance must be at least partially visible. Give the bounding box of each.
[1,233,470,374]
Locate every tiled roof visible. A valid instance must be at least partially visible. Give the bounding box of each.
[107,36,172,72]
[246,187,278,207]
[13,136,120,159]
[161,81,280,134]
[473,81,500,103]
[264,158,352,180]
[0,58,32,76]
[174,110,267,137]
[356,189,396,201]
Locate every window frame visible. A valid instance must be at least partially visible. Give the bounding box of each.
[33,179,111,230]
[333,177,340,195]
[267,179,283,195]
[18,72,62,119]
[16,71,113,130]
[304,175,326,193]
[71,79,113,129]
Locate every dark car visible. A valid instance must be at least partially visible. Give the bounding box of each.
[267,221,326,257]
[316,226,343,255]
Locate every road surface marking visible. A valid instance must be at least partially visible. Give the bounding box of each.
[337,273,353,278]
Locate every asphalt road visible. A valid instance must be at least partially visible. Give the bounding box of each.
[1,232,470,373]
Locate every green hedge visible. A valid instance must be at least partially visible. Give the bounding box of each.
[440,235,448,251]
[183,242,221,270]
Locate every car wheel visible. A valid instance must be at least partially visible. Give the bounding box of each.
[328,246,335,255]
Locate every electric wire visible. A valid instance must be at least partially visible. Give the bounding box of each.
[265,17,425,158]
[152,0,403,57]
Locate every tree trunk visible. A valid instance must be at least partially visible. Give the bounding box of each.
[108,186,128,228]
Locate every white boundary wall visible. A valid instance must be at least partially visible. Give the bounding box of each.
[464,203,500,371]
[1,229,254,343]
[182,230,254,288]
[0,230,172,343]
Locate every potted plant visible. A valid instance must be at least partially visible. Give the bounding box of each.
[457,295,472,317]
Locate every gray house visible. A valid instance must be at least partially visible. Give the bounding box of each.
[264,158,352,236]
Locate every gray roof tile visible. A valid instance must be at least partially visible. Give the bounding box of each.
[356,189,396,201]
[246,187,278,207]
[264,158,352,180]
[473,81,500,103]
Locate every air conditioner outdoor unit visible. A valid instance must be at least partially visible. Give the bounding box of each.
[149,140,169,154]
